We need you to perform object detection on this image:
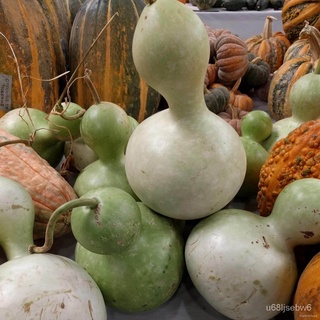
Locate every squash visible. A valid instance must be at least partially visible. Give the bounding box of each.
[214,30,249,85]
[262,60,320,152]
[0,0,70,115]
[245,16,291,73]
[282,0,320,43]
[68,0,161,123]
[204,85,230,114]
[268,22,320,120]
[222,0,247,10]
[257,118,320,217]
[269,0,284,9]
[294,252,320,318]
[0,129,77,239]
[125,0,247,220]
[256,0,269,9]
[218,105,249,135]
[238,52,271,92]
[283,37,312,62]
[192,0,218,9]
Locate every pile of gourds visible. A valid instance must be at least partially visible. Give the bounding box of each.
[1,0,320,319]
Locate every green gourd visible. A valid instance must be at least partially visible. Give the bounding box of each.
[186,178,320,319]
[192,0,217,9]
[125,0,247,220]
[222,0,247,10]
[262,60,320,152]
[73,81,138,199]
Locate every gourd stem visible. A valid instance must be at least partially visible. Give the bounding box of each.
[54,12,119,111]
[29,198,100,254]
[262,16,276,40]
[0,138,31,147]
[84,70,101,105]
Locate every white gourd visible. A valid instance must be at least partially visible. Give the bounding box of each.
[125,0,247,220]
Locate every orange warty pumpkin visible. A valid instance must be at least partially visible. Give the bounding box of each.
[282,0,320,43]
[68,0,161,122]
[0,0,78,116]
[245,15,291,73]
[257,119,320,217]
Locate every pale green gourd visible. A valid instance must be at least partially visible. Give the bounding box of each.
[0,176,106,319]
[185,178,320,319]
[125,0,247,220]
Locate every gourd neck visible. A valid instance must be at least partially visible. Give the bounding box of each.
[1,239,33,261]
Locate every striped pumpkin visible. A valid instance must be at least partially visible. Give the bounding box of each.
[68,0,161,123]
[0,0,78,116]
[245,15,291,73]
[283,37,312,62]
[282,0,320,43]
[268,22,320,120]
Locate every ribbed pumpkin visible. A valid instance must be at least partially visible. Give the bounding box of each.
[0,129,78,239]
[294,252,320,318]
[282,0,320,43]
[257,119,320,217]
[0,0,74,116]
[245,15,291,73]
[68,0,161,123]
[283,37,312,62]
[268,22,320,120]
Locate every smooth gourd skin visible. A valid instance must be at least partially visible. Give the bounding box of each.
[74,102,138,199]
[0,254,107,320]
[71,187,142,255]
[0,108,64,167]
[185,178,320,319]
[0,176,107,320]
[126,0,246,220]
[75,202,185,313]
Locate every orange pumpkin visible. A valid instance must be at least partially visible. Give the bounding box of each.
[0,0,73,116]
[294,252,320,318]
[257,119,320,217]
[282,0,320,43]
[245,15,291,73]
[68,0,161,122]
[268,22,320,120]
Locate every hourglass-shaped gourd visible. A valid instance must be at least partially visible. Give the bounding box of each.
[185,178,320,320]
[125,0,247,220]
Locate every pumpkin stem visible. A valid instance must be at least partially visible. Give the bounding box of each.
[84,69,102,105]
[29,197,100,254]
[262,16,276,40]
[299,22,320,63]
[55,12,119,110]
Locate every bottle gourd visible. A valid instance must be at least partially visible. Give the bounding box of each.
[125,0,247,220]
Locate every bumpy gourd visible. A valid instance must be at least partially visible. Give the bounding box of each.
[258,119,320,216]
[186,178,320,320]
[125,0,246,220]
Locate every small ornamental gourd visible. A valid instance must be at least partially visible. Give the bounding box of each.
[257,119,320,217]
[125,0,247,220]
[245,16,291,73]
[68,0,160,122]
[282,0,320,43]
[268,22,320,120]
